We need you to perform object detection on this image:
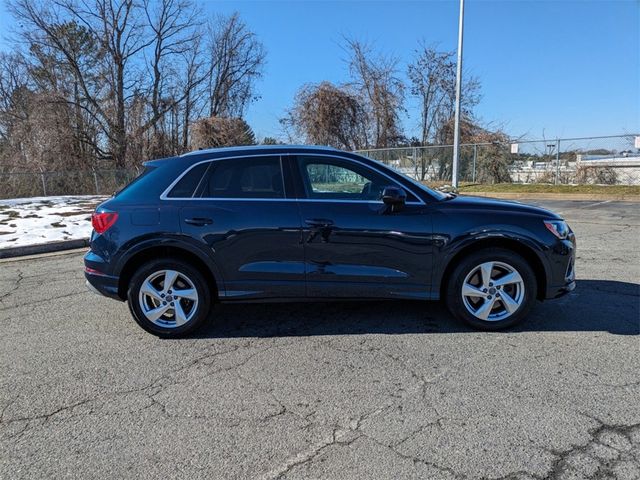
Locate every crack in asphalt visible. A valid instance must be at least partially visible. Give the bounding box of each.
[0,337,307,439]
[0,289,88,313]
[263,425,363,479]
[320,338,448,403]
[2,331,639,480]
[540,416,639,480]
[255,399,640,480]
[0,342,259,427]
[392,415,445,449]
[0,268,23,304]
[262,407,392,480]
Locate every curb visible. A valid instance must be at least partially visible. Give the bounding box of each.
[0,238,89,259]
[459,192,640,202]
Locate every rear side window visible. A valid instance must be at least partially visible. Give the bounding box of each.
[199,156,284,199]
[167,162,210,198]
[115,166,157,197]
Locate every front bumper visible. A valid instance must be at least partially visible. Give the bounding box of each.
[544,234,576,299]
[548,278,576,298]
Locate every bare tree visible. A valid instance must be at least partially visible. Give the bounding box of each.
[344,38,405,148]
[7,0,215,166]
[408,43,481,146]
[144,0,201,156]
[282,81,367,150]
[8,0,150,165]
[0,53,30,146]
[0,0,266,198]
[205,13,266,119]
[179,33,207,150]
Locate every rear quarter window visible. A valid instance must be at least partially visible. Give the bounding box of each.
[167,162,210,198]
[114,166,157,197]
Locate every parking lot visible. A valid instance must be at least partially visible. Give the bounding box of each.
[0,199,638,479]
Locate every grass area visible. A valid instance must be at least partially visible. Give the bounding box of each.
[425,182,640,195]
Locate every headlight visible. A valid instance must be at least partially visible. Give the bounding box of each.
[544,220,569,239]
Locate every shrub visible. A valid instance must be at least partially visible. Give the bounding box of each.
[575,165,618,185]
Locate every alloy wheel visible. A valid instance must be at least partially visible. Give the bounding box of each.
[461,261,525,322]
[138,269,199,328]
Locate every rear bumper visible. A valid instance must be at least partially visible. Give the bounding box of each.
[84,249,123,300]
[85,272,122,300]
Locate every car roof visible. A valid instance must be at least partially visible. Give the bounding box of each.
[144,145,346,168]
[180,144,340,158]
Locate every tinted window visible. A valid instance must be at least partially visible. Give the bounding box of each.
[200,156,284,198]
[167,162,210,198]
[298,156,415,201]
[115,166,156,197]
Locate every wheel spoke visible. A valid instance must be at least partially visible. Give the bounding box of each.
[462,283,488,298]
[173,288,197,301]
[140,280,163,302]
[479,262,494,288]
[174,301,188,326]
[146,304,170,322]
[499,291,520,314]
[163,270,179,293]
[493,271,523,287]
[474,297,497,320]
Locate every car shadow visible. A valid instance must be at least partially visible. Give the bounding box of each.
[195,279,639,338]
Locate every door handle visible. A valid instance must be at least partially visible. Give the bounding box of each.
[305,218,334,228]
[184,217,213,226]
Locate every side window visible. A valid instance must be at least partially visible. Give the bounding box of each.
[298,156,414,201]
[200,156,285,199]
[167,162,210,198]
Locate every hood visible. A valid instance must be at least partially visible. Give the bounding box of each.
[444,194,562,219]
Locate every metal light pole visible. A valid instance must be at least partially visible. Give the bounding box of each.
[451,0,465,189]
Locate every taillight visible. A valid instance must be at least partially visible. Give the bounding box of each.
[92,212,118,234]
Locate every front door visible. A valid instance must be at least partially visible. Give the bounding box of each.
[293,155,435,300]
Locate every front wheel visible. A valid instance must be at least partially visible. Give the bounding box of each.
[127,259,212,337]
[445,248,537,330]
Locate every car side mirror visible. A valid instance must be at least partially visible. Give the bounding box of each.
[381,186,406,213]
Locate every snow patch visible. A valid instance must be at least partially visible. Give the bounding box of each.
[0,195,107,249]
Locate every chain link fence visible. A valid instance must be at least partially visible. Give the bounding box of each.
[357,134,640,186]
[1,134,638,199]
[0,168,140,199]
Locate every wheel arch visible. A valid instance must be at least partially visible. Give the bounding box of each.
[116,241,222,301]
[438,236,548,301]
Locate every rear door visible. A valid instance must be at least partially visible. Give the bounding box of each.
[169,155,305,300]
[293,155,435,300]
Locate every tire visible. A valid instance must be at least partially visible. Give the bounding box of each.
[127,258,212,337]
[445,248,537,330]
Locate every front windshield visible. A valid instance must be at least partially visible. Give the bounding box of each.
[396,169,449,200]
[358,154,448,201]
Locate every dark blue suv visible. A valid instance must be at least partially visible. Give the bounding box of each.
[85,145,576,337]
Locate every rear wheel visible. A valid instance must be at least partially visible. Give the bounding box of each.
[127,259,212,337]
[445,248,537,330]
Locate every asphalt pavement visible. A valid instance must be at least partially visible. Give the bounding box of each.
[0,199,638,479]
